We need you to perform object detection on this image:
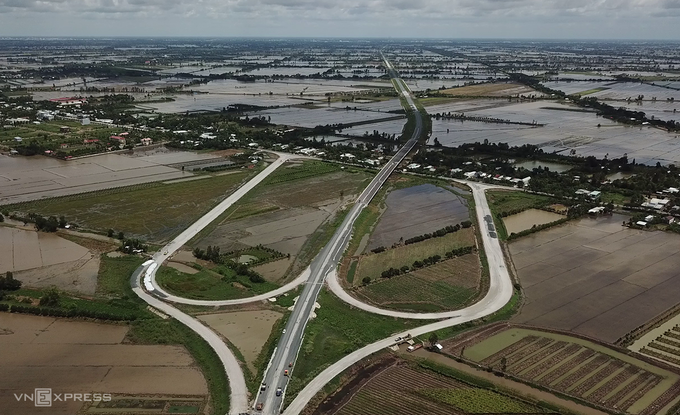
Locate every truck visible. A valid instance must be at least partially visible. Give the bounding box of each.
[407,344,423,352]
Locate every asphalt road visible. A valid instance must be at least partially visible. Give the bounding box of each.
[254,54,423,415]
[282,180,515,415]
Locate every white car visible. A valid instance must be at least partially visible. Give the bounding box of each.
[282,329,286,334]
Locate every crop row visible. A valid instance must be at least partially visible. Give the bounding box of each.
[603,372,655,408]
[641,347,680,366]
[554,355,609,391]
[479,335,538,366]
[570,361,624,397]
[639,379,680,415]
[657,336,680,349]
[496,337,553,369]
[370,366,468,392]
[538,349,595,386]
[446,324,507,356]
[510,341,567,375]
[619,376,663,412]
[523,343,582,381]
[649,342,680,358]
[672,325,680,334]
[586,365,639,404]
[664,330,680,341]
[340,388,454,415]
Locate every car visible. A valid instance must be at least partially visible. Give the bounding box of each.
[284,369,289,376]
[395,336,402,342]
[288,362,293,367]
[256,402,263,410]
[276,387,282,397]
[260,383,266,391]
[282,329,286,334]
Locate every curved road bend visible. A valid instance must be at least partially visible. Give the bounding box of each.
[131,263,249,414]
[255,55,423,415]
[283,181,514,415]
[327,180,514,319]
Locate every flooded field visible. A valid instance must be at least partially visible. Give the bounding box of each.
[503,209,565,234]
[543,81,680,101]
[0,152,193,204]
[0,227,99,294]
[249,106,402,129]
[0,313,207,415]
[510,214,680,342]
[367,184,470,251]
[431,100,680,166]
[199,310,282,373]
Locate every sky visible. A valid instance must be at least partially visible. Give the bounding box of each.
[0,0,679,39]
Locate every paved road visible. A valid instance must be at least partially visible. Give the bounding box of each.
[283,180,515,415]
[130,262,250,414]
[326,180,513,319]
[254,54,423,415]
[132,151,296,415]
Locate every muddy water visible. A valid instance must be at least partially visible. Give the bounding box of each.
[503,209,564,235]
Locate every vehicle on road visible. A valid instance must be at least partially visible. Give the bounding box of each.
[276,387,282,397]
[282,329,286,334]
[288,362,293,367]
[260,383,266,391]
[284,369,289,376]
[256,402,263,410]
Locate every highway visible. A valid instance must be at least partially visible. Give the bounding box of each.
[254,54,424,415]
[132,152,296,415]
[283,180,515,415]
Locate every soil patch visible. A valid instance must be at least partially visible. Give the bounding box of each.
[199,310,283,374]
[0,314,207,415]
[510,214,680,343]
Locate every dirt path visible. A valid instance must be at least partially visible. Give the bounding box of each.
[404,348,609,415]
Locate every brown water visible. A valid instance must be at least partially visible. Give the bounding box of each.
[503,209,564,235]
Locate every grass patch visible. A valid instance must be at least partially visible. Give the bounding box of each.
[355,255,481,312]
[1,170,253,242]
[285,289,421,404]
[346,260,358,284]
[355,229,475,280]
[575,87,608,95]
[97,255,146,297]
[156,265,279,301]
[487,191,554,215]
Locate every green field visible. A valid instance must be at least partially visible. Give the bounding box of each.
[574,87,609,95]
[156,265,279,301]
[2,170,252,242]
[285,289,421,404]
[355,229,475,280]
[486,191,554,215]
[355,255,481,312]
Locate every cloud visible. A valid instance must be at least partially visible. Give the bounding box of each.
[0,0,677,38]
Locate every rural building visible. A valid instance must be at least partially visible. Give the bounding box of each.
[110,135,127,145]
[589,206,605,214]
[14,136,22,142]
[140,137,153,146]
[60,143,69,149]
[49,97,87,106]
[60,126,71,133]
[83,139,99,145]
[81,117,90,126]
[643,198,671,210]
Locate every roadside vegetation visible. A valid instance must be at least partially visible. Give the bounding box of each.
[285,289,421,406]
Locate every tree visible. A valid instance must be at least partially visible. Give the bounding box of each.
[500,356,507,372]
[107,229,114,238]
[118,231,125,240]
[58,216,67,228]
[362,277,371,285]
[0,271,21,291]
[428,332,439,346]
[39,288,60,307]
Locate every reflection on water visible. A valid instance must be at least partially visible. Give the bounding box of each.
[514,160,572,173]
[503,209,565,235]
[606,172,635,181]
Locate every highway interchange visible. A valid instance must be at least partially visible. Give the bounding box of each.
[131,54,514,415]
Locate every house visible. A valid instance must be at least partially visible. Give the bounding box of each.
[14,136,22,142]
[140,138,153,146]
[60,143,69,149]
[81,117,90,126]
[110,135,126,145]
[83,139,99,145]
[643,198,671,210]
[59,126,71,133]
[589,206,606,214]
[636,221,648,227]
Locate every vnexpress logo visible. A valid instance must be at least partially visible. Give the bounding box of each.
[14,389,111,406]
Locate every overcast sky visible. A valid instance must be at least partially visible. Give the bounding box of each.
[0,0,678,39]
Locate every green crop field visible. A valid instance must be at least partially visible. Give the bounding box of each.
[355,255,481,312]
[355,228,475,280]
[2,170,252,242]
[486,191,554,216]
[418,388,542,413]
